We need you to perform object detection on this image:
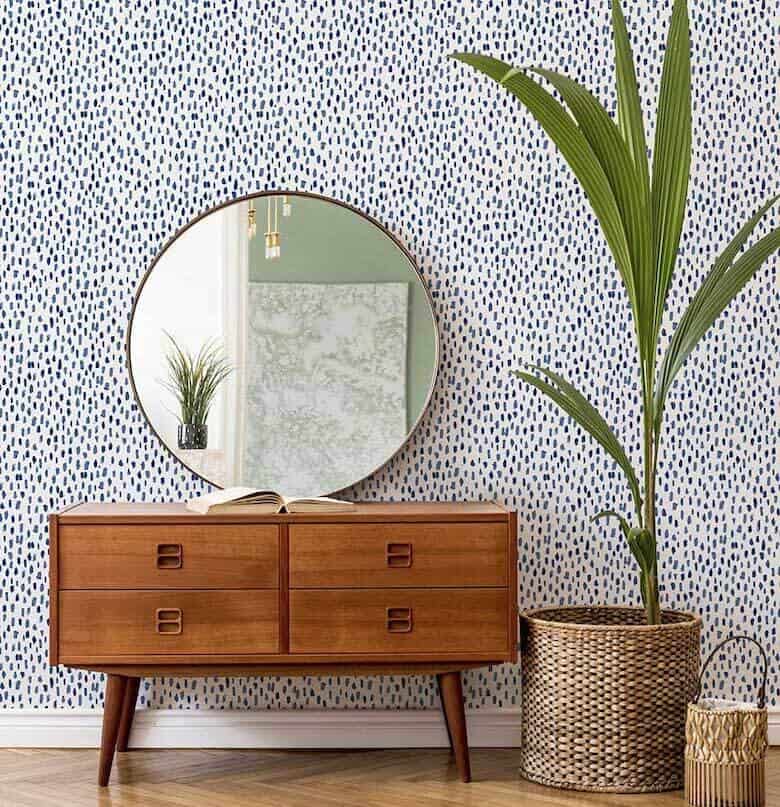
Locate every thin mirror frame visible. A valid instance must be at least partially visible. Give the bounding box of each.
[126,190,441,493]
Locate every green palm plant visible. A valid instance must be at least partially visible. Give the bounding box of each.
[452,0,778,625]
[161,332,232,427]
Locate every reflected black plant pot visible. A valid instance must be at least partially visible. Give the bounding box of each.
[178,423,208,450]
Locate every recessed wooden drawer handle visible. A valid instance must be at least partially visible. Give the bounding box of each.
[155,608,182,635]
[386,607,413,633]
[386,542,413,568]
[156,543,183,569]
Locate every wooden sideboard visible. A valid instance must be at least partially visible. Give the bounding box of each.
[49,502,517,786]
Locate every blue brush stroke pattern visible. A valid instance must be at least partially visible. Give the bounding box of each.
[0,0,776,710]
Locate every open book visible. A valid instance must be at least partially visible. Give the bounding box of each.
[185,487,356,515]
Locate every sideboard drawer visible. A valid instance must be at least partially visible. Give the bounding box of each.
[59,590,279,657]
[289,523,507,588]
[58,524,280,589]
[289,588,508,654]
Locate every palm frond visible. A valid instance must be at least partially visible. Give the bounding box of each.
[592,509,632,539]
[650,0,691,343]
[655,199,780,431]
[626,526,657,614]
[529,67,652,353]
[612,0,649,191]
[514,365,642,520]
[609,0,656,362]
[451,53,635,309]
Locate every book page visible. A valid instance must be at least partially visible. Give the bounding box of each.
[283,496,356,513]
[186,487,282,514]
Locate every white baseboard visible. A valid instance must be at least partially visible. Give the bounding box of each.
[0,708,522,749]
[1,707,776,749]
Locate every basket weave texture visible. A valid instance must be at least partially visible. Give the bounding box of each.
[685,706,767,806]
[686,705,768,765]
[519,605,701,793]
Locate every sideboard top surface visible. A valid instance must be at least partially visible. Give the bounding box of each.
[56,501,510,524]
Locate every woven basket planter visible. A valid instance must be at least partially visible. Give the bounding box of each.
[519,605,701,793]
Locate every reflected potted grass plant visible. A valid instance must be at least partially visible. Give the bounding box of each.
[161,332,232,450]
[452,0,778,793]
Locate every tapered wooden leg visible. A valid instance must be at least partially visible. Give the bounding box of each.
[437,671,471,783]
[98,674,127,787]
[116,677,140,752]
[436,674,454,754]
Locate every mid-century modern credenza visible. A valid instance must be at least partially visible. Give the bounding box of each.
[49,501,517,785]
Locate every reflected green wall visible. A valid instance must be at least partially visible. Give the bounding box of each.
[248,196,437,428]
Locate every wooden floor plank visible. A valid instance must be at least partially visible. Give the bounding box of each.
[0,748,774,806]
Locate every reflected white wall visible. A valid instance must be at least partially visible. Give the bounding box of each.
[130,214,226,453]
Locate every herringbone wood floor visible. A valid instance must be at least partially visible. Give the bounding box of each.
[0,748,777,806]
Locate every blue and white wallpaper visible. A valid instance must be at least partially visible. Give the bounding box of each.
[1,0,776,710]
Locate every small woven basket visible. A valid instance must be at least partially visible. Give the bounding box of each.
[519,605,701,793]
[685,635,769,807]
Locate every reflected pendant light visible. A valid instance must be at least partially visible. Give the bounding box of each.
[282,195,292,217]
[265,196,281,260]
[247,199,257,240]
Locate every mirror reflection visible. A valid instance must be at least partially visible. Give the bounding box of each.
[128,193,439,496]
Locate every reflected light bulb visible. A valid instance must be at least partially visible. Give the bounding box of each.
[265,231,281,260]
[248,205,257,239]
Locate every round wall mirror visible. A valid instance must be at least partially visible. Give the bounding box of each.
[128,192,439,496]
